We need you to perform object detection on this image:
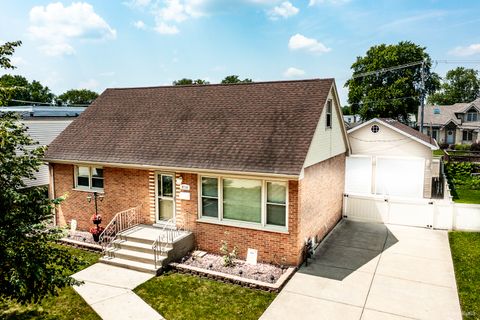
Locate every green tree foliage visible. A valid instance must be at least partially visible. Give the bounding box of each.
[342,105,354,115]
[345,41,440,123]
[56,89,99,106]
[0,41,22,105]
[428,67,480,105]
[221,75,253,84]
[172,78,210,85]
[0,74,55,106]
[0,79,80,304]
[0,41,21,70]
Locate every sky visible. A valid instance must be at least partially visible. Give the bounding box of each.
[1,0,480,105]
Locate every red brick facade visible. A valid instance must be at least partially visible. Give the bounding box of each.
[52,164,152,231]
[298,153,346,249]
[52,153,345,266]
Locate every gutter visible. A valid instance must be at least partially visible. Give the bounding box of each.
[43,158,300,180]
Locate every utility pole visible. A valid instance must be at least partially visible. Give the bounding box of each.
[419,60,426,133]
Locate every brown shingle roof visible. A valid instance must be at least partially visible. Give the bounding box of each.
[45,79,334,176]
[378,118,438,147]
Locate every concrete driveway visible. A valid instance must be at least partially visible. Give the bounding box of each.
[261,220,462,320]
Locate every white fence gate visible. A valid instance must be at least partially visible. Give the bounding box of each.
[343,194,480,231]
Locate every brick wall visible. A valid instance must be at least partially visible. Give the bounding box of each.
[298,153,346,251]
[175,173,301,266]
[52,164,152,230]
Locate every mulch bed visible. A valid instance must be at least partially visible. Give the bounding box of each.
[181,252,285,283]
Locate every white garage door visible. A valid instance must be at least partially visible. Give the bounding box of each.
[345,156,372,194]
[375,157,425,198]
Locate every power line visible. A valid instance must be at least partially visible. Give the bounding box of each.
[351,61,424,79]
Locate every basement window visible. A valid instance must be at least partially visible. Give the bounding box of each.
[75,166,104,190]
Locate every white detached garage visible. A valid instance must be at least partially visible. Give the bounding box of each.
[346,118,439,199]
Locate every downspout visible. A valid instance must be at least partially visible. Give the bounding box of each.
[49,163,57,227]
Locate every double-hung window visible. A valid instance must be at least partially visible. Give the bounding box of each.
[326,100,332,129]
[467,111,478,122]
[199,176,288,229]
[463,130,473,141]
[75,166,104,190]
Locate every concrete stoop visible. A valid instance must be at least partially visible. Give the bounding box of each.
[99,225,194,275]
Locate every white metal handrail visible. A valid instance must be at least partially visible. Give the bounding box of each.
[99,205,142,257]
[152,219,186,269]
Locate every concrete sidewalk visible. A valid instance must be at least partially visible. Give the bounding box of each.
[261,220,462,320]
[73,263,163,320]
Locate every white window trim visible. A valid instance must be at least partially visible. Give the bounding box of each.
[197,174,289,232]
[74,165,104,191]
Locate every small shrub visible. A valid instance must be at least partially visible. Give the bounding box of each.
[439,143,449,150]
[220,232,237,267]
[471,142,480,151]
[454,144,470,151]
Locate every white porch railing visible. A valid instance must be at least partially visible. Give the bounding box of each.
[99,205,142,257]
[152,219,186,269]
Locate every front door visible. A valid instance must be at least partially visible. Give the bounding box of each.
[157,173,174,222]
[446,130,454,144]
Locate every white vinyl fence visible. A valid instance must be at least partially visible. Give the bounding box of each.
[343,194,480,231]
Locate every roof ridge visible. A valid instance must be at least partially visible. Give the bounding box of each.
[106,78,334,91]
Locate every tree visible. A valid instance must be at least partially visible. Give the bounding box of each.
[221,75,253,84]
[0,40,21,70]
[56,89,99,106]
[345,41,440,123]
[0,113,81,303]
[428,67,480,105]
[0,41,22,105]
[172,78,210,85]
[342,105,354,115]
[0,75,55,106]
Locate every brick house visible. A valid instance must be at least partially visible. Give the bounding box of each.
[45,79,350,266]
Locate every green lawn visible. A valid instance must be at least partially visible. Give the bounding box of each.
[135,272,276,320]
[452,188,480,204]
[0,245,101,320]
[449,232,480,320]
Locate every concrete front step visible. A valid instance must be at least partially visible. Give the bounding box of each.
[99,256,161,275]
[105,248,167,265]
[112,239,173,255]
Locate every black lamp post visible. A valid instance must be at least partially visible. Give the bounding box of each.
[87,192,104,216]
[87,192,104,242]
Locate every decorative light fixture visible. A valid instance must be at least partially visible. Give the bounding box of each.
[176,176,183,185]
[87,192,104,215]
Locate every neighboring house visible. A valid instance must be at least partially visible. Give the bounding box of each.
[343,114,362,129]
[346,118,439,199]
[0,106,86,187]
[420,98,480,145]
[44,79,350,266]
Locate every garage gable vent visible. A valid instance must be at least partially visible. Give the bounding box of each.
[371,124,380,133]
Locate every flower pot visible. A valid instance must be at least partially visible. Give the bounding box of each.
[92,219,102,225]
[92,233,100,242]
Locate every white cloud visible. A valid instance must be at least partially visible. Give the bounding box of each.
[449,43,480,57]
[153,0,206,35]
[154,22,180,34]
[28,2,116,56]
[309,0,350,6]
[284,67,305,78]
[133,20,147,29]
[268,1,299,19]
[288,34,331,53]
[10,57,27,67]
[79,78,100,90]
[124,0,151,8]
